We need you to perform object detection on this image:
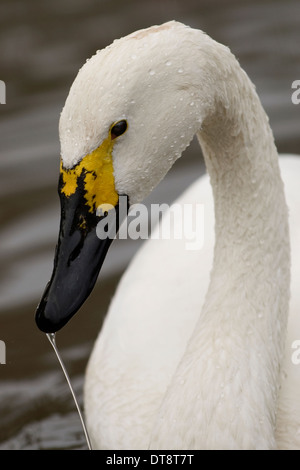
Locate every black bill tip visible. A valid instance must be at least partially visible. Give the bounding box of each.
[35,182,129,333]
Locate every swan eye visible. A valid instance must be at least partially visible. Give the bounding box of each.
[111,120,128,140]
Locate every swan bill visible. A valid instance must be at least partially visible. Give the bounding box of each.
[35,162,129,333]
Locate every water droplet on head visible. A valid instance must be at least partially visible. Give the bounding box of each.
[166,60,172,66]
[149,69,155,76]
[281,370,288,380]
[178,68,183,73]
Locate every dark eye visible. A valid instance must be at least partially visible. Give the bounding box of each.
[111,120,128,140]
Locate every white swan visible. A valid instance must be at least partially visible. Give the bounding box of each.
[36,21,300,450]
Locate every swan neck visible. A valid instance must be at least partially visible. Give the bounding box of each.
[151,45,290,449]
[197,58,290,327]
[195,54,290,447]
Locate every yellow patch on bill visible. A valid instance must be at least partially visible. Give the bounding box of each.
[60,135,119,212]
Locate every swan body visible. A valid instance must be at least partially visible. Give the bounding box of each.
[37,21,300,449]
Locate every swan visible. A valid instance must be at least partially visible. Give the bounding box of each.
[35,21,300,450]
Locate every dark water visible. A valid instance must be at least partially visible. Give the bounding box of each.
[0,0,299,450]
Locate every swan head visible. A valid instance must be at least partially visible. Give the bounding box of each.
[59,21,207,204]
[35,21,209,332]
